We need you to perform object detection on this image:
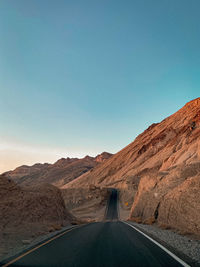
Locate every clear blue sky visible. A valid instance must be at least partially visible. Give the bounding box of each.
[0,0,200,171]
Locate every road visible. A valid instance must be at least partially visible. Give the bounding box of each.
[104,188,118,221]
[1,189,188,267]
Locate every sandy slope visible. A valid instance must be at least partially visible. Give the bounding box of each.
[61,186,109,222]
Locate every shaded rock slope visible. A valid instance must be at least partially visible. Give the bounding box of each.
[0,175,75,259]
[3,152,112,188]
[66,98,200,236]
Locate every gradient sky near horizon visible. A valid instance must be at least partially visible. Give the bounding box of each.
[0,0,200,172]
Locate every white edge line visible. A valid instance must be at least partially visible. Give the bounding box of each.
[122,221,190,267]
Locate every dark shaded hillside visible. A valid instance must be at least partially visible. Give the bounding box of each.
[0,175,75,259]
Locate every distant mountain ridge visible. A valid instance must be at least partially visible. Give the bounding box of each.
[3,152,113,188]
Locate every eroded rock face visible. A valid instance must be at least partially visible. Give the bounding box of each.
[130,171,200,236]
[158,175,200,235]
[0,175,73,229]
[128,98,200,236]
[0,175,75,259]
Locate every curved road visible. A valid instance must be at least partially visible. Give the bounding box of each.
[1,189,189,267]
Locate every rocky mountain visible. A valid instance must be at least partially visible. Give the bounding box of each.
[3,152,113,188]
[65,98,200,236]
[0,175,75,259]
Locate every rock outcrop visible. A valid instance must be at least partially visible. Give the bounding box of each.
[0,176,73,226]
[0,175,75,259]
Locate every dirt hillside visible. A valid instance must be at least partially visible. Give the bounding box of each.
[0,175,75,259]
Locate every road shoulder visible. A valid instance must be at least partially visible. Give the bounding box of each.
[125,221,200,267]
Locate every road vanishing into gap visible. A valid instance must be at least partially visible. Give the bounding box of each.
[104,188,118,221]
[1,189,188,267]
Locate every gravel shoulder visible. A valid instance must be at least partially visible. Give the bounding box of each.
[127,221,200,266]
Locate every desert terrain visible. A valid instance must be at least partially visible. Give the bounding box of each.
[0,153,112,260]
[1,98,200,262]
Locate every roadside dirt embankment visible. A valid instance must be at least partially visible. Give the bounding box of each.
[0,175,75,260]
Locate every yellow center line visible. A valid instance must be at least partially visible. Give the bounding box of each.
[2,225,82,267]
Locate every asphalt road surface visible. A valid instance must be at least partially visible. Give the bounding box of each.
[104,188,118,221]
[2,189,188,267]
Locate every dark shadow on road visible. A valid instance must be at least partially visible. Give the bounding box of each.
[104,189,118,221]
